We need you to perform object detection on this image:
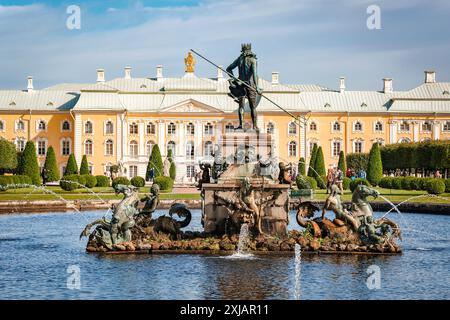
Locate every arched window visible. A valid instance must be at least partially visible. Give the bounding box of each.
[400,121,410,132]
[61,139,71,156]
[399,137,411,144]
[443,121,450,132]
[167,141,176,156]
[288,122,297,135]
[375,121,383,132]
[225,123,234,133]
[62,120,70,131]
[333,121,341,132]
[422,121,432,132]
[146,140,154,156]
[167,122,176,135]
[204,122,213,135]
[204,141,213,157]
[38,120,46,131]
[288,141,297,157]
[267,122,275,134]
[85,121,93,134]
[186,123,195,135]
[186,141,195,159]
[105,121,114,134]
[129,122,138,135]
[309,122,317,131]
[16,120,25,131]
[105,140,114,156]
[129,140,138,157]
[84,139,93,155]
[354,121,363,132]
[146,122,155,135]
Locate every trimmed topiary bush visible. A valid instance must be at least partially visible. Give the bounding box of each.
[367,142,383,186]
[153,176,174,192]
[80,155,90,175]
[83,175,97,188]
[338,151,346,174]
[169,161,176,180]
[0,138,18,174]
[426,178,446,195]
[22,141,41,185]
[298,157,306,176]
[313,147,326,188]
[77,174,87,187]
[60,175,80,191]
[95,175,110,187]
[401,177,415,190]
[409,178,422,191]
[131,176,145,188]
[295,175,317,190]
[146,144,163,180]
[64,154,78,175]
[343,177,351,190]
[307,144,318,177]
[43,146,60,182]
[112,176,130,189]
[350,178,370,192]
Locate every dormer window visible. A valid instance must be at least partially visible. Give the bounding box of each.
[324,103,331,108]
[47,102,54,106]
[361,103,367,108]
[140,84,147,89]
[10,101,16,106]
[443,90,449,95]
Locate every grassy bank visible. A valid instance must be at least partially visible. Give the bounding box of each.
[0,186,448,203]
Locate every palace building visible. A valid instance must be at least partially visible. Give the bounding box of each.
[1,53,450,183]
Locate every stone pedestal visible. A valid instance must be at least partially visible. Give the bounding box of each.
[202,182,290,237]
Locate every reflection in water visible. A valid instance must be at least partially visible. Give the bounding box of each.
[0,210,449,299]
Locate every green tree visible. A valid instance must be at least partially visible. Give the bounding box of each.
[80,155,90,175]
[338,151,346,173]
[167,148,174,162]
[367,142,383,186]
[22,141,41,185]
[307,144,318,177]
[169,161,176,180]
[16,151,24,175]
[43,146,60,182]
[0,138,18,174]
[313,146,326,187]
[146,144,163,180]
[297,157,306,176]
[64,154,78,175]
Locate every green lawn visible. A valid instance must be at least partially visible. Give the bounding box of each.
[0,185,448,203]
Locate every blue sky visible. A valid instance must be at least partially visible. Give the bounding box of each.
[0,0,449,90]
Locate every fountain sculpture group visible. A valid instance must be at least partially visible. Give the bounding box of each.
[81,44,402,254]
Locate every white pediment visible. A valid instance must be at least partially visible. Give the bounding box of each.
[162,99,224,113]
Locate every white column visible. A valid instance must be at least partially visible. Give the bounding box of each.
[300,121,306,158]
[158,121,165,156]
[413,121,419,142]
[116,114,123,162]
[433,121,441,140]
[195,120,203,159]
[177,121,185,158]
[122,116,128,158]
[139,121,145,156]
[389,120,397,144]
[74,113,82,165]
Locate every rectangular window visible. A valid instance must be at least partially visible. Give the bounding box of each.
[332,141,341,157]
[129,165,138,178]
[62,140,70,156]
[38,140,46,156]
[186,165,195,178]
[354,141,363,153]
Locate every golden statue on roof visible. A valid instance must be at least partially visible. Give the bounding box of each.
[185,52,195,73]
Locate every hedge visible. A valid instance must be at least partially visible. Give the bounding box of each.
[379,177,393,189]
[153,176,174,192]
[0,138,18,173]
[295,175,317,190]
[381,140,450,171]
[0,175,32,190]
[391,178,403,190]
[131,176,145,188]
[426,179,446,195]
[112,177,130,189]
[95,175,110,187]
[350,178,370,192]
[445,179,450,193]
